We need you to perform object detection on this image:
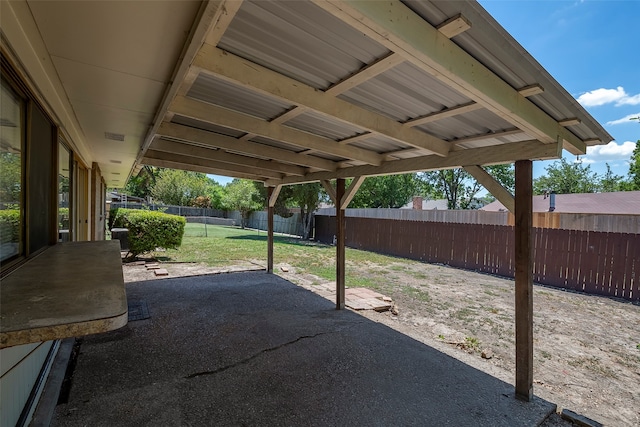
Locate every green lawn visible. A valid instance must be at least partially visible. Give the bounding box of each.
[151,223,414,290]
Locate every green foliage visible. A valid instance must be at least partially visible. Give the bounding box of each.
[108,207,125,231]
[419,164,514,209]
[286,183,325,239]
[222,179,262,228]
[600,164,626,192]
[58,207,70,229]
[0,209,20,244]
[350,174,418,208]
[533,158,600,195]
[257,182,325,239]
[124,165,159,199]
[150,169,223,207]
[112,208,185,256]
[0,152,21,204]
[628,141,640,190]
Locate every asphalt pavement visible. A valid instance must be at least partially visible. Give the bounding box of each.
[52,271,555,426]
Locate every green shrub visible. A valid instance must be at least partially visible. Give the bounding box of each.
[108,207,124,231]
[0,209,20,244]
[112,208,185,256]
[58,207,70,229]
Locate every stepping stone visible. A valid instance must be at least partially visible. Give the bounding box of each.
[345,299,369,310]
[154,268,169,276]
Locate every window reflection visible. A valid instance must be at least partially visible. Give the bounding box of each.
[0,77,24,262]
[58,143,71,242]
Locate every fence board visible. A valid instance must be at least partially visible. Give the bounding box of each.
[316,215,639,302]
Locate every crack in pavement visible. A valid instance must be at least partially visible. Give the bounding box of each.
[185,330,332,379]
[185,322,366,379]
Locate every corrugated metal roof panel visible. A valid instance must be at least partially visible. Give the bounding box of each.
[171,115,245,138]
[311,152,349,162]
[285,110,364,140]
[416,109,516,141]
[188,73,291,120]
[249,135,309,153]
[219,1,390,90]
[403,0,612,144]
[340,61,471,122]
[454,133,530,150]
[349,135,412,154]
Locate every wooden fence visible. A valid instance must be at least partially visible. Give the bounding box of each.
[316,208,640,233]
[506,212,640,234]
[315,216,639,302]
[316,208,509,225]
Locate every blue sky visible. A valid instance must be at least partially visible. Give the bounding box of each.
[210,0,639,186]
[479,0,639,180]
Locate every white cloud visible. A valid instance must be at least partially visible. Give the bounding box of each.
[606,113,640,125]
[576,87,640,107]
[618,93,640,106]
[584,140,636,162]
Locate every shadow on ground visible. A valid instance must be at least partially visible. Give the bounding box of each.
[54,271,555,426]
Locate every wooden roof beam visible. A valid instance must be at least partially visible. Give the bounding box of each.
[138,0,243,165]
[404,87,545,128]
[142,159,266,182]
[270,107,309,125]
[144,150,283,180]
[518,84,544,97]
[192,44,450,156]
[321,180,338,205]
[169,95,384,165]
[341,176,365,209]
[266,140,560,186]
[404,102,482,127]
[437,14,472,39]
[463,165,515,213]
[149,138,307,176]
[326,52,404,96]
[157,122,337,171]
[450,128,523,147]
[313,0,586,155]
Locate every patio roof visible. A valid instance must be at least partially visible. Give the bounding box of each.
[20,0,611,188]
[139,0,611,187]
[5,0,613,406]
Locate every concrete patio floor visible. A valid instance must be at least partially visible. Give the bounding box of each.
[53,271,556,426]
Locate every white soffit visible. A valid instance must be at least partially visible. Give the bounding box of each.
[26,0,201,186]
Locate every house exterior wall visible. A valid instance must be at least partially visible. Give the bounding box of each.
[1,2,104,425]
[0,342,54,426]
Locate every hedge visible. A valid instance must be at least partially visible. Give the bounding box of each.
[111,208,185,256]
[0,209,20,245]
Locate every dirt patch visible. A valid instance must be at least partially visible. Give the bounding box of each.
[122,259,640,426]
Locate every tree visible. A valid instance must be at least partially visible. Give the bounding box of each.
[123,165,159,199]
[419,164,514,209]
[261,183,325,240]
[151,169,218,206]
[349,174,419,208]
[627,140,640,190]
[222,179,262,228]
[600,164,625,193]
[289,183,324,239]
[533,158,601,195]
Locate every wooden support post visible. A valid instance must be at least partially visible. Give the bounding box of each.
[336,179,346,310]
[515,160,533,401]
[267,186,275,274]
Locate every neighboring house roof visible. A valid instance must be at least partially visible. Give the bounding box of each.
[480,191,640,215]
[401,199,449,210]
[107,192,146,204]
